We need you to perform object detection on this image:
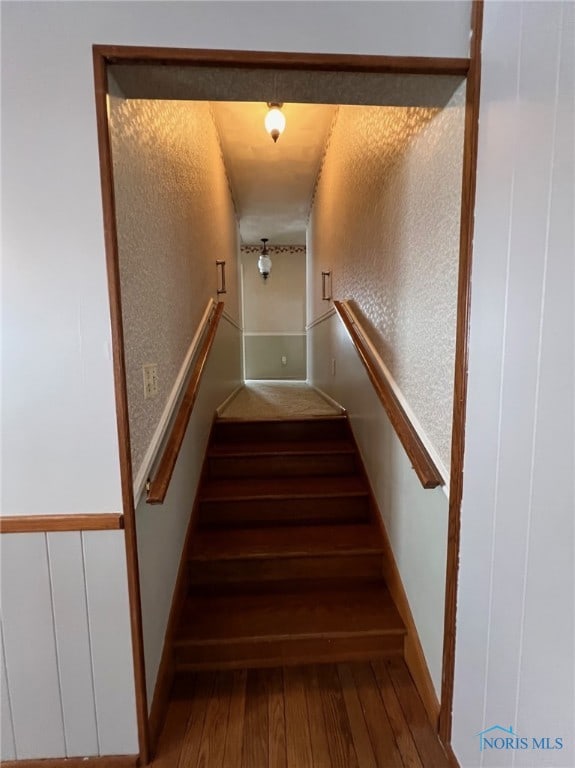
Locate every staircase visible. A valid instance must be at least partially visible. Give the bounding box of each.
[172,415,405,674]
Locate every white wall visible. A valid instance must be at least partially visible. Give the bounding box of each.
[308,97,465,471]
[309,313,448,695]
[0,1,471,760]
[110,97,240,475]
[242,246,306,334]
[242,246,306,379]
[452,3,574,767]
[136,316,241,703]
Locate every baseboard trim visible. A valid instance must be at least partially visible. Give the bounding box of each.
[2,756,138,767]
[309,384,346,415]
[346,422,441,728]
[148,655,175,753]
[147,420,215,754]
[378,515,441,727]
[215,384,243,417]
[442,739,461,768]
[243,331,305,337]
[133,298,215,504]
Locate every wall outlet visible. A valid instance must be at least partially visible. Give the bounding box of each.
[331,358,336,376]
[281,355,287,366]
[143,363,158,399]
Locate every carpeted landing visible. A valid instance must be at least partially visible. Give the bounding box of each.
[218,380,344,421]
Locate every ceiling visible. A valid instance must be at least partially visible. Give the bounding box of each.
[211,102,337,246]
[110,65,463,249]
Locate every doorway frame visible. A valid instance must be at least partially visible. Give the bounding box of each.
[92,11,482,761]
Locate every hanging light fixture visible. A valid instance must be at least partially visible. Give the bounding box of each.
[258,238,272,280]
[264,102,286,143]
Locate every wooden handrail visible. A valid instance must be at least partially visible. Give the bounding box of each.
[147,302,225,504]
[333,300,444,490]
[0,513,124,533]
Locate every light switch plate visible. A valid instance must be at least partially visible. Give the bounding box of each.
[143,363,158,399]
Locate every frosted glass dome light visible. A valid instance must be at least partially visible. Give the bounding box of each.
[258,238,272,280]
[264,103,286,143]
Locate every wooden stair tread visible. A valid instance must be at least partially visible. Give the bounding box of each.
[174,413,406,671]
[176,584,404,644]
[208,440,355,457]
[212,417,349,444]
[216,416,348,425]
[200,475,369,501]
[189,524,383,561]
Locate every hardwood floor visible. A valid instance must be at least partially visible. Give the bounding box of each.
[151,659,449,767]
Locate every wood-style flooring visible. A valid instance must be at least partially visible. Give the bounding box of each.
[151,659,449,767]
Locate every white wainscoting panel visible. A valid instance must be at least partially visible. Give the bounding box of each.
[0,530,138,760]
[0,534,66,759]
[47,532,99,757]
[1,625,16,760]
[82,531,138,756]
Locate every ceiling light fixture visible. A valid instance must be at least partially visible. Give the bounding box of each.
[264,102,286,143]
[258,238,272,280]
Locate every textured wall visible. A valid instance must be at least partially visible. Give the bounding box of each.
[242,246,306,379]
[110,98,240,476]
[309,313,448,695]
[453,4,574,767]
[308,91,465,469]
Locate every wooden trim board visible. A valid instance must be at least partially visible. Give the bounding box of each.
[1,757,138,768]
[147,421,215,753]
[92,48,150,764]
[346,423,441,728]
[0,514,123,534]
[94,45,470,76]
[439,0,483,750]
[444,740,462,768]
[380,523,441,728]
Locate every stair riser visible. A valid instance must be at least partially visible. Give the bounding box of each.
[198,495,370,527]
[174,634,404,670]
[188,553,383,586]
[213,419,348,444]
[208,452,357,479]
